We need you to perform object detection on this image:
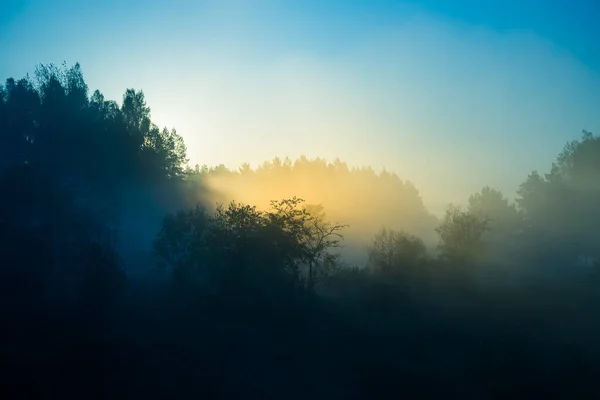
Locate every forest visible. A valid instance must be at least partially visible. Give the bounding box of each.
[1,63,599,398]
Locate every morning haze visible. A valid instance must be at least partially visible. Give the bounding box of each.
[1,0,600,398]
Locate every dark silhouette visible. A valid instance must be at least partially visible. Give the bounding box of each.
[1,63,599,399]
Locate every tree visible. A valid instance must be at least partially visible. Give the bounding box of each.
[555,130,600,184]
[467,187,523,263]
[153,197,347,294]
[153,205,211,287]
[367,228,428,277]
[0,77,40,169]
[0,62,200,311]
[515,130,600,269]
[468,187,520,230]
[435,204,489,265]
[265,198,347,291]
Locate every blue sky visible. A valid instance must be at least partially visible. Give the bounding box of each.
[1,0,599,215]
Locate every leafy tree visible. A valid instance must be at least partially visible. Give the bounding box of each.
[367,228,428,277]
[515,171,548,223]
[515,130,600,268]
[555,130,600,184]
[468,187,520,231]
[268,199,347,290]
[153,198,347,294]
[0,77,40,168]
[435,204,489,265]
[467,187,523,263]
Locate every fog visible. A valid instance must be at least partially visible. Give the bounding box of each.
[193,158,437,267]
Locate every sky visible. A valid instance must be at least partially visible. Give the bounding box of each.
[1,0,599,215]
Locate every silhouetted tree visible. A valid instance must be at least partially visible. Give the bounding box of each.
[0,77,40,169]
[154,197,347,295]
[267,199,347,291]
[0,62,196,309]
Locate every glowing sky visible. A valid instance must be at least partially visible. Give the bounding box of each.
[1,0,599,215]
